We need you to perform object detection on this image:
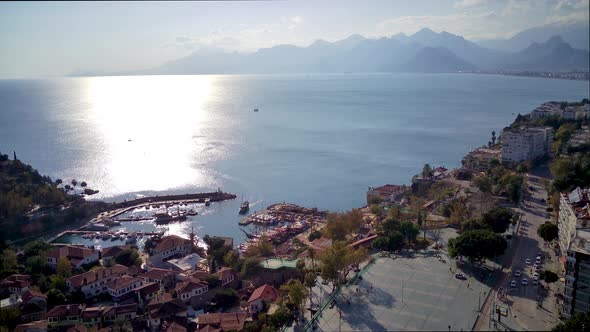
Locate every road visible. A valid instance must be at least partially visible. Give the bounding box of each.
[475,166,561,331]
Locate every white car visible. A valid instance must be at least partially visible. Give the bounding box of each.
[532,279,538,285]
[522,278,528,286]
[514,270,521,277]
[533,272,539,279]
[536,257,542,264]
[526,258,532,265]
[510,280,517,288]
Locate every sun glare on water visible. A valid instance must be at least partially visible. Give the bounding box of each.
[85,75,216,194]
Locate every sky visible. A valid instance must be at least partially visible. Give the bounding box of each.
[0,0,588,78]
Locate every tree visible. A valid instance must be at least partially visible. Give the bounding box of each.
[307,247,316,270]
[540,270,559,284]
[0,307,21,331]
[323,210,363,241]
[319,241,368,291]
[241,257,260,278]
[25,255,47,276]
[212,288,239,309]
[552,312,590,332]
[431,228,442,246]
[246,235,274,258]
[481,207,514,233]
[114,248,142,267]
[399,221,419,243]
[473,176,492,194]
[1,249,17,271]
[281,279,308,314]
[422,164,433,178]
[537,223,559,242]
[378,218,400,236]
[491,131,496,145]
[304,271,316,310]
[46,288,66,308]
[49,275,67,293]
[448,230,507,263]
[56,257,72,277]
[23,240,51,258]
[268,303,292,328]
[223,250,239,269]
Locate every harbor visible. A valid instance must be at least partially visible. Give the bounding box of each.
[50,190,239,250]
[237,203,328,253]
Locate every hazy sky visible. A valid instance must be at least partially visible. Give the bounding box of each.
[0,0,588,78]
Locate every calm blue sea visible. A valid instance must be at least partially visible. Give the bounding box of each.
[0,73,588,244]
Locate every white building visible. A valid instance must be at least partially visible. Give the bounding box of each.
[148,235,192,265]
[558,187,590,318]
[46,245,100,269]
[501,127,553,164]
[531,102,560,119]
[108,276,144,302]
[66,264,128,298]
[174,277,209,303]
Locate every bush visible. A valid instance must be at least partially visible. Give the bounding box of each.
[537,223,559,242]
[307,231,321,242]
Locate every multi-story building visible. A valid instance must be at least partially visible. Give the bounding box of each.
[66,264,128,298]
[461,148,501,172]
[148,235,192,265]
[501,126,553,164]
[174,277,209,303]
[0,274,31,295]
[558,187,590,318]
[139,268,177,291]
[108,276,145,302]
[366,184,409,205]
[46,245,99,269]
[531,102,560,119]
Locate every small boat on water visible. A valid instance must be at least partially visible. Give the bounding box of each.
[205,198,211,206]
[154,213,187,225]
[101,233,111,241]
[253,108,259,112]
[187,209,198,216]
[239,201,250,215]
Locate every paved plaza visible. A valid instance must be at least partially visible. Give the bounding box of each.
[315,254,492,331]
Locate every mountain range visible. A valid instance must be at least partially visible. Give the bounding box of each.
[76,23,590,76]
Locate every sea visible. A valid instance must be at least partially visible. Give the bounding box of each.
[1,73,588,246]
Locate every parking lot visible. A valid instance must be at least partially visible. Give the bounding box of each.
[315,254,492,331]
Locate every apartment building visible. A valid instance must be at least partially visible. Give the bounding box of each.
[501,126,553,164]
[558,187,590,318]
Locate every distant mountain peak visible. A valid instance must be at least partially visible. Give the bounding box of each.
[414,27,437,36]
[545,35,565,45]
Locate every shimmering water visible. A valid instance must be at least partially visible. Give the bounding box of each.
[1,73,588,244]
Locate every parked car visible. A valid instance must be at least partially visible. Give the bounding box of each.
[532,279,538,285]
[533,272,539,279]
[526,258,532,265]
[522,278,528,286]
[510,280,517,288]
[514,270,521,277]
[455,273,467,280]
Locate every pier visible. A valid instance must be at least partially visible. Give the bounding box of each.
[92,191,236,222]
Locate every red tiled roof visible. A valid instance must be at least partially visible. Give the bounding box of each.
[67,264,128,288]
[15,320,48,332]
[102,303,137,316]
[175,277,208,295]
[154,235,191,253]
[349,234,378,248]
[136,282,160,295]
[140,268,175,281]
[47,245,97,260]
[214,267,234,278]
[147,293,173,308]
[21,289,46,303]
[47,304,84,318]
[166,322,187,332]
[197,312,248,331]
[101,245,131,258]
[247,284,279,303]
[107,275,142,291]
